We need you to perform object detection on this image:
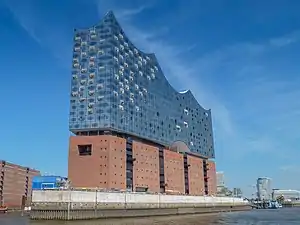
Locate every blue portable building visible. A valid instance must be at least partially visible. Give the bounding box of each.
[32,175,68,190]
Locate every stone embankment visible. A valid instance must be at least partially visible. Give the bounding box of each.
[30,190,251,220]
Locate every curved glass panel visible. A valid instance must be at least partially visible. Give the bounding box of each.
[69,11,215,158]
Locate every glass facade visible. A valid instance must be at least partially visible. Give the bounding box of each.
[257,177,272,200]
[69,11,215,158]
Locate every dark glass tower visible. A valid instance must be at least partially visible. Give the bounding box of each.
[69,11,215,158]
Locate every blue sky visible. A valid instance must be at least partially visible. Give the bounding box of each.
[1,0,300,195]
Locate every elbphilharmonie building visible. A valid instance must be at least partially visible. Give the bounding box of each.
[68,11,216,196]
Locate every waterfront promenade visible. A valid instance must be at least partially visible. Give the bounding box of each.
[1,208,300,225]
[30,190,249,220]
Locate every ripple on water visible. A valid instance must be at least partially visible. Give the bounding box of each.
[1,208,300,225]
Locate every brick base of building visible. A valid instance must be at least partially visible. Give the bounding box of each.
[68,134,217,196]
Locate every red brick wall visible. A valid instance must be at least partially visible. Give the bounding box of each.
[68,135,217,197]
[207,160,217,195]
[132,141,160,193]
[0,160,40,208]
[187,155,204,195]
[68,135,126,190]
[164,150,185,194]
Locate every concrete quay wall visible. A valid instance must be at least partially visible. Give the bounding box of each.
[30,190,251,220]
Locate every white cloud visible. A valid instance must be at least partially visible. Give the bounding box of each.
[115,23,245,157]
[115,5,149,19]
[94,3,300,161]
[280,165,300,173]
[2,0,300,191]
[4,0,41,44]
[95,0,154,20]
[5,0,299,163]
[269,30,300,47]
[3,0,72,65]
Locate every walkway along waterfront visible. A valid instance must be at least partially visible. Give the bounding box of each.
[30,190,251,220]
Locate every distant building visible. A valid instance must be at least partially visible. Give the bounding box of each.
[233,188,243,198]
[273,189,300,201]
[32,176,69,190]
[257,177,272,200]
[216,171,226,196]
[216,186,232,197]
[0,160,40,208]
[216,171,225,187]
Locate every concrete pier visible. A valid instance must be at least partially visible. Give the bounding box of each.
[30,190,251,220]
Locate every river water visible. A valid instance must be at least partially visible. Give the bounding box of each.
[1,208,300,225]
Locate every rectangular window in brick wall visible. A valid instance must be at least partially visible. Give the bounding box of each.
[78,145,92,156]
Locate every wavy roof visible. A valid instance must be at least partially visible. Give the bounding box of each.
[75,10,210,112]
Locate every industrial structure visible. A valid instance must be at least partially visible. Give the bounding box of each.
[0,160,40,208]
[233,188,243,198]
[68,11,217,196]
[272,189,300,201]
[32,176,69,190]
[257,177,272,200]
